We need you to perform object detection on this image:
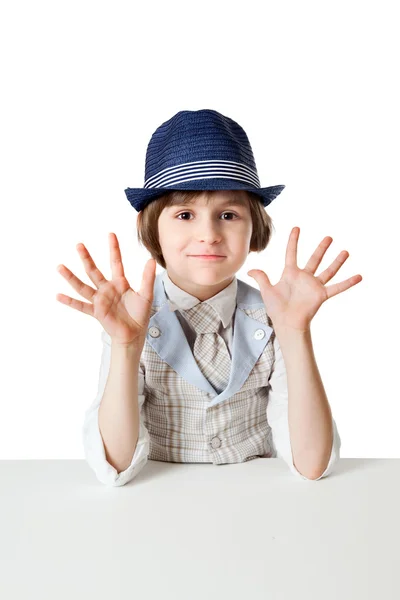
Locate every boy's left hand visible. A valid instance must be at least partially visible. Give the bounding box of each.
[247,227,363,332]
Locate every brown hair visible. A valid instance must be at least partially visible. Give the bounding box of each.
[136,190,275,269]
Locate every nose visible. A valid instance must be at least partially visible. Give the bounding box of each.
[194,216,223,243]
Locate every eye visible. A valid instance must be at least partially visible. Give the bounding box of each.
[176,211,238,220]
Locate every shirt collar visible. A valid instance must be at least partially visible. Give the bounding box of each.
[161,270,237,329]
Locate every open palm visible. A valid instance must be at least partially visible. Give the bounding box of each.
[248,227,363,332]
[56,233,157,346]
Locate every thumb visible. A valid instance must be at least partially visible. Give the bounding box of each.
[139,258,157,299]
[247,269,272,290]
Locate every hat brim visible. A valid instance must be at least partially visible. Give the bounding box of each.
[124,179,285,212]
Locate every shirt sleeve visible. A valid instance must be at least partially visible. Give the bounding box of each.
[265,333,341,481]
[82,329,150,487]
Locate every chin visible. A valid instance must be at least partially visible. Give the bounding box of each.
[191,270,232,283]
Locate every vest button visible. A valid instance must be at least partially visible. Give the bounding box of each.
[148,326,161,338]
[210,436,222,449]
[253,328,265,340]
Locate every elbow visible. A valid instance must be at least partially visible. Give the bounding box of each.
[307,470,324,481]
[293,460,326,481]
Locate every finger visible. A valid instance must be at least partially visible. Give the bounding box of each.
[76,243,108,288]
[304,236,333,274]
[55,293,95,317]
[285,227,300,268]
[325,274,363,300]
[317,251,349,285]
[57,264,97,302]
[139,258,157,301]
[109,232,126,279]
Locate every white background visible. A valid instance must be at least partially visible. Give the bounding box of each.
[1,1,398,459]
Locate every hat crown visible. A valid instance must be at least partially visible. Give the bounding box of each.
[143,109,260,190]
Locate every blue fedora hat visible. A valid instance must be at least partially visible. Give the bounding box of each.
[124,109,285,212]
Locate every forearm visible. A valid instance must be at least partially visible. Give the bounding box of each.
[98,341,143,474]
[274,326,333,480]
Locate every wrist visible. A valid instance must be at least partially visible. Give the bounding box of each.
[272,321,311,335]
[111,338,145,353]
[272,323,312,348]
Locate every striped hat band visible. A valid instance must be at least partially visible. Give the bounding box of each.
[144,159,261,189]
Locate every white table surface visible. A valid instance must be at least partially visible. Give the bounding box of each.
[1,458,398,599]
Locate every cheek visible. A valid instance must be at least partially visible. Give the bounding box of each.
[235,223,252,241]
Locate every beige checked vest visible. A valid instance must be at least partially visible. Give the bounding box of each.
[139,271,277,465]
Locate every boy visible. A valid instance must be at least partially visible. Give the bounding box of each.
[57,109,361,486]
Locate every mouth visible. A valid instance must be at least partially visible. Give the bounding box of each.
[189,255,226,260]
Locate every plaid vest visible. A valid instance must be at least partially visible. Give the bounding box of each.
[139,272,277,465]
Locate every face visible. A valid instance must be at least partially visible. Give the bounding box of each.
[157,190,253,301]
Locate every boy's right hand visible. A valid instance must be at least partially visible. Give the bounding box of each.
[56,232,157,348]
